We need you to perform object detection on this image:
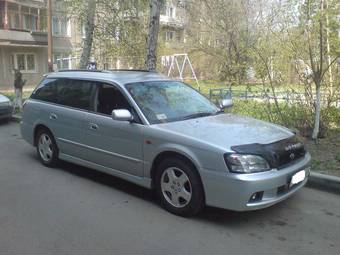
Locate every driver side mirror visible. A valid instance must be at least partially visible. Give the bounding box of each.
[111,109,134,122]
[219,98,233,109]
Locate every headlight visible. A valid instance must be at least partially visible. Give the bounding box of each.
[224,154,270,173]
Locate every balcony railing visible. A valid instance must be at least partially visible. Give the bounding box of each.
[0,10,47,33]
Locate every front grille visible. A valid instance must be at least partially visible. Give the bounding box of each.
[0,106,12,116]
[0,108,11,115]
[265,137,306,169]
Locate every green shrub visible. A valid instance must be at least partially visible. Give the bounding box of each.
[229,99,340,137]
[335,155,340,163]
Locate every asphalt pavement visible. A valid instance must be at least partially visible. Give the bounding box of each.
[0,121,339,255]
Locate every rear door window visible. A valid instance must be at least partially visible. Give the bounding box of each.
[57,79,95,111]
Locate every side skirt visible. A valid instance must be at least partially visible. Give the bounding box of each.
[59,153,152,189]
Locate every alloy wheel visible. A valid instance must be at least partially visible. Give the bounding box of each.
[161,167,192,208]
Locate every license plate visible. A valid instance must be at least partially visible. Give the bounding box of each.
[290,170,306,187]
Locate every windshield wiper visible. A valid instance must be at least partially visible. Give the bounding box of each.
[182,112,214,120]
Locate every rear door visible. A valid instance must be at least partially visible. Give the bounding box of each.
[32,78,96,159]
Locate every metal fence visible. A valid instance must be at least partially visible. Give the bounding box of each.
[208,88,340,108]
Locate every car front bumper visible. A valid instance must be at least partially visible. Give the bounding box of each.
[200,152,311,211]
[0,105,13,120]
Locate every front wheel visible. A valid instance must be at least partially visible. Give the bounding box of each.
[155,158,205,217]
[36,129,59,167]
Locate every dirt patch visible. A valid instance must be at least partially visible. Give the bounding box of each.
[303,130,340,177]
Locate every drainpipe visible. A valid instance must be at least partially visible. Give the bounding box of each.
[47,0,53,72]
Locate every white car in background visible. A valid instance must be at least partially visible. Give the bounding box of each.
[0,93,13,120]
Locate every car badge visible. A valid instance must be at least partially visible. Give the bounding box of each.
[285,143,302,151]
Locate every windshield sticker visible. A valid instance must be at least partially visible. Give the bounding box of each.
[156,114,167,120]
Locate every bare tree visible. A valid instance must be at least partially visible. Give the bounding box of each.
[303,0,339,140]
[79,0,97,69]
[145,0,164,71]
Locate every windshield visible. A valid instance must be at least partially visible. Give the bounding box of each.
[125,81,219,124]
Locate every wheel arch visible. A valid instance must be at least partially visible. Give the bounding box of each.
[33,124,54,147]
[150,150,204,192]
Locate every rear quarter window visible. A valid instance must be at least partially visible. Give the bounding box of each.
[31,78,58,103]
[31,78,96,111]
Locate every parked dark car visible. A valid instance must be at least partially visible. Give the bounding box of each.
[0,94,13,120]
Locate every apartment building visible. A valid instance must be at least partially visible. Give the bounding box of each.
[0,0,189,89]
[0,0,48,88]
[160,0,187,46]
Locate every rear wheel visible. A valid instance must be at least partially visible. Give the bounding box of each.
[155,157,205,217]
[36,129,59,167]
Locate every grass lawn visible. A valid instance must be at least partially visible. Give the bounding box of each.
[304,131,340,177]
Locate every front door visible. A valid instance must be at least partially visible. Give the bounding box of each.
[84,83,144,177]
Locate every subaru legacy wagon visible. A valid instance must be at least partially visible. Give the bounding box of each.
[21,70,311,216]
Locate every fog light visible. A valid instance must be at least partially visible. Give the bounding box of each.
[249,191,263,203]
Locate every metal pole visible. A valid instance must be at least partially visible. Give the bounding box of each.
[47,0,53,72]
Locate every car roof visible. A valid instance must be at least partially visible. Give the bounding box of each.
[45,70,172,86]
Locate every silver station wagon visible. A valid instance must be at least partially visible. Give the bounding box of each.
[21,70,311,216]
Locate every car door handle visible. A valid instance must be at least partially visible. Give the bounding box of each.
[50,113,58,120]
[89,123,99,130]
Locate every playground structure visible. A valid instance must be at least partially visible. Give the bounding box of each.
[164,53,201,91]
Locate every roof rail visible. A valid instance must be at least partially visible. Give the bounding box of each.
[107,69,157,72]
[57,69,104,73]
[57,69,157,73]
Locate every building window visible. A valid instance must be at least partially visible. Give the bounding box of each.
[81,22,86,38]
[52,17,71,37]
[0,11,4,29]
[161,5,176,18]
[8,3,19,29]
[167,6,175,18]
[165,30,175,42]
[12,53,36,72]
[22,6,38,31]
[53,53,73,70]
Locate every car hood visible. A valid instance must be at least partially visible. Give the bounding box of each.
[0,94,10,103]
[153,113,294,150]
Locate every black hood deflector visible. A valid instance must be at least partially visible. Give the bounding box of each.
[231,136,306,169]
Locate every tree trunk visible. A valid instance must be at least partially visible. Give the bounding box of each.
[325,0,333,96]
[79,0,96,69]
[311,0,325,140]
[145,0,163,71]
[312,81,322,139]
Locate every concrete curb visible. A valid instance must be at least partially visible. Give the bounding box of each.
[307,172,340,194]
[11,114,22,122]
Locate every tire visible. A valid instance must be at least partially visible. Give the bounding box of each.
[155,157,205,217]
[36,128,59,167]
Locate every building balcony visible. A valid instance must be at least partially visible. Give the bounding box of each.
[0,29,47,47]
[160,15,185,29]
[0,0,47,33]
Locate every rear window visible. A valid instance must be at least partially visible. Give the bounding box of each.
[31,78,95,111]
